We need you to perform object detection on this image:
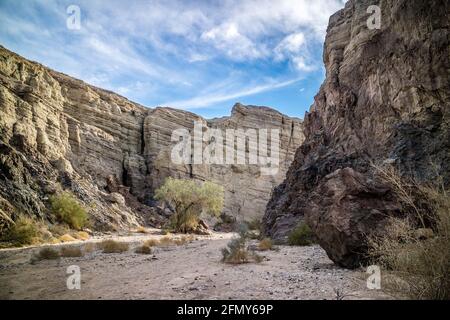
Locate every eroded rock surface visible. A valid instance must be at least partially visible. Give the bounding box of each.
[263,0,449,267]
[0,46,303,231]
[144,104,304,221]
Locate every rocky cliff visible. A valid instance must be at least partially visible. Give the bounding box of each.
[263,0,449,267]
[0,45,303,232]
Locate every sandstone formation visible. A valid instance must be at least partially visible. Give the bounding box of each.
[144,104,304,222]
[0,45,303,232]
[263,0,449,268]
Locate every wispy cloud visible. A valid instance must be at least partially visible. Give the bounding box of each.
[0,0,345,116]
[164,77,303,109]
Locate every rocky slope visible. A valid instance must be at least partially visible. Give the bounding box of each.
[263,0,449,267]
[0,45,303,232]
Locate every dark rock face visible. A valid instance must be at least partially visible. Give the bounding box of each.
[263,0,449,268]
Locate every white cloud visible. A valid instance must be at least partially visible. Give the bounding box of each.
[275,33,306,58]
[0,0,346,113]
[164,77,302,109]
[201,23,266,60]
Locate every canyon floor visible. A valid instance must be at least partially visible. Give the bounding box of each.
[0,232,392,300]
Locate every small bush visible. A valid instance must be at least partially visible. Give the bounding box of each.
[135,226,148,234]
[288,222,315,246]
[50,192,88,230]
[60,246,83,257]
[59,234,77,243]
[2,216,41,246]
[258,238,274,251]
[83,242,96,253]
[143,239,159,247]
[37,247,60,260]
[173,235,193,246]
[99,240,129,253]
[135,244,152,254]
[158,236,175,246]
[246,218,262,231]
[368,166,450,300]
[73,231,90,241]
[48,224,70,237]
[222,224,262,264]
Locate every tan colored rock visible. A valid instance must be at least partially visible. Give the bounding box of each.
[143,104,304,221]
[0,45,304,231]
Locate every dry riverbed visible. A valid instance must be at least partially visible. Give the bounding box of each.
[0,231,391,300]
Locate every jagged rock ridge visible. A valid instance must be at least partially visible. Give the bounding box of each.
[0,46,304,231]
[263,0,449,267]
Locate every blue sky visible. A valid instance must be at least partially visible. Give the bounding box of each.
[0,0,346,118]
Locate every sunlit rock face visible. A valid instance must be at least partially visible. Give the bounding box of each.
[0,46,304,230]
[144,103,304,222]
[263,0,449,268]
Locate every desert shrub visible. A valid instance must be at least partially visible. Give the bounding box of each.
[367,166,450,300]
[135,226,148,234]
[73,231,90,241]
[143,239,159,247]
[48,223,71,237]
[50,192,88,230]
[155,178,224,233]
[60,246,83,257]
[99,240,129,253]
[135,244,152,254]
[1,216,41,246]
[158,236,175,246]
[258,238,274,251]
[288,222,315,246]
[59,234,77,243]
[221,224,262,264]
[174,235,193,246]
[83,242,96,253]
[37,247,60,260]
[246,218,262,231]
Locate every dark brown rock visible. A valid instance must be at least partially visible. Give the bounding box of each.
[263,0,449,268]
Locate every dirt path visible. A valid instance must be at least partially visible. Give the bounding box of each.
[0,233,391,300]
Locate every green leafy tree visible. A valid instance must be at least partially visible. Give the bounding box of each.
[155,178,224,233]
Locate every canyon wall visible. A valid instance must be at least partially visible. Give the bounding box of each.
[0,45,303,231]
[263,0,449,267]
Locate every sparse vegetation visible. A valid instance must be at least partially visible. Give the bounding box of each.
[99,240,129,253]
[158,236,174,246]
[59,234,77,242]
[1,216,41,246]
[367,165,450,300]
[155,178,224,233]
[50,192,88,230]
[258,238,274,251]
[246,218,262,231]
[74,231,90,241]
[37,247,60,260]
[48,223,71,237]
[135,226,148,234]
[143,239,159,247]
[135,244,152,254]
[288,222,315,246]
[60,246,83,257]
[221,224,262,264]
[83,242,96,253]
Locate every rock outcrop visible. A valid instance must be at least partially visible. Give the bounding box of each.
[263,0,449,267]
[144,104,303,222]
[0,45,303,231]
